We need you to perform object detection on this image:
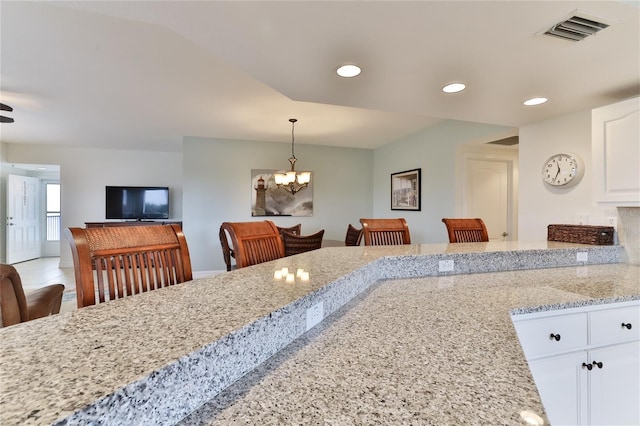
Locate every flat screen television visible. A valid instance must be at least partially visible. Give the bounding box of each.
[105,186,170,220]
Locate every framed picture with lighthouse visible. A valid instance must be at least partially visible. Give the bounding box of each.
[251,169,313,217]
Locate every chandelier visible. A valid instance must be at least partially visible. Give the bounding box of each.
[274,118,311,195]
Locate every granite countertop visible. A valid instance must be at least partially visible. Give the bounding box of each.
[180,263,640,425]
[0,241,636,425]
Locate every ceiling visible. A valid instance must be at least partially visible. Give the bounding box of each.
[1,1,638,152]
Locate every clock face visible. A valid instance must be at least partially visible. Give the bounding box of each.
[542,154,581,186]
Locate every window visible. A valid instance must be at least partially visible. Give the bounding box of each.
[46,183,61,241]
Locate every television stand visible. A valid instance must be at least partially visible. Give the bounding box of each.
[85,221,182,228]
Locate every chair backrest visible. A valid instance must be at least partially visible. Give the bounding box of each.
[359,218,411,246]
[219,226,234,272]
[282,229,325,256]
[220,221,285,269]
[345,224,363,246]
[441,218,489,243]
[0,264,64,327]
[0,264,29,326]
[65,224,192,308]
[277,224,301,237]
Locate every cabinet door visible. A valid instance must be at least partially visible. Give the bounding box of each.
[591,96,640,206]
[514,313,587,358]
[588,341,640,426]
[590,305,640,346]
[528,352,588,426]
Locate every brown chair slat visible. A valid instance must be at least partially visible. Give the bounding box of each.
[359,218,411,246]
[65,224,192,308]
[442,218,489,243]
[220,221,285,269]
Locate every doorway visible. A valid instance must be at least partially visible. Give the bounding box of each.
[457,145,518,241]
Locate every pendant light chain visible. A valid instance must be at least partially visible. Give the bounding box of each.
[290,118,297,161]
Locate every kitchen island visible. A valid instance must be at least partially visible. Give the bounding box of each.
[0,241,636,425]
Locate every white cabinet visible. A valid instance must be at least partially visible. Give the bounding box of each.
[588,342,640,426]
[527,352,587,425]
[592,97,640,206]
[512,301,640,425]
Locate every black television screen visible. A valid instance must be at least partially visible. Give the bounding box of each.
[105,186,169,220]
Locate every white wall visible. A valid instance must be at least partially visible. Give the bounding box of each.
[4,106,632,269]
[4,144,183,267]
[373,120,514,243]
[183,137,373,271]
[518,109,617,241]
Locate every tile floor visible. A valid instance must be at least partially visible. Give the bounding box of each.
[12,257,78,312]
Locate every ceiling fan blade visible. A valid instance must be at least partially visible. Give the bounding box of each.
[0,103,13,112]
[0,115,15,123]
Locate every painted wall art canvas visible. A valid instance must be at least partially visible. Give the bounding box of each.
[391,168,421,211]
[251,169,313,216]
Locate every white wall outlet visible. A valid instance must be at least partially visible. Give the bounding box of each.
[606,216,618,230]
[575,214,589,225]
[306,301,324,331]
[577,252,588,262]
[439,259,454,272]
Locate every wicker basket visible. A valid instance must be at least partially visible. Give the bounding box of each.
[547,224,614,245]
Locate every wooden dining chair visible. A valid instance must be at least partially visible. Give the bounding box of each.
[277,224,301,237]
[0,264,65,327]
[65,224,193,308]
[219,221,285,269]
[282,229,325,256]
[219,226,236,272]
[221,223,295,270]
[345,224,363,246]
[359,218,411,246]
[441,218,489,243]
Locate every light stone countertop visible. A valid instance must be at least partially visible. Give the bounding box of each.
[180,263,640,425]
[0,241,635,425]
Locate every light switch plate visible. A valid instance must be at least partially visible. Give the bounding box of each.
[577,252,588,262]
[306,301,324,331]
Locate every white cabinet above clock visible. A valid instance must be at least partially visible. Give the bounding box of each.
[592,97,640,206]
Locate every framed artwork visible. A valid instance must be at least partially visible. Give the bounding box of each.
[251,169,313,217]
[391,168,421,211]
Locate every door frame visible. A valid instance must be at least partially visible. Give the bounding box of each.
[456,144,519,241]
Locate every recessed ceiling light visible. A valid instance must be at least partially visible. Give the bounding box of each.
[336,64,361,78]
[37,167,47,170]
[442,83,466,93]
[524,97,548,106]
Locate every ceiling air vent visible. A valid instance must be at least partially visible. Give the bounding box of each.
[544,14,610,42]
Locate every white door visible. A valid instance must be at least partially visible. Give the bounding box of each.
[464,159,510,241]
[6,174,41,264]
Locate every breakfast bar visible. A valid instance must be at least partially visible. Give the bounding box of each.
[0,241,637,425]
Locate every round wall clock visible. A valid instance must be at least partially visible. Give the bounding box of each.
[542,153,584,187]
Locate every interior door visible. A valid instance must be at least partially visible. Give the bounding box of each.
[6,174,41,264]
[464,158,510,241]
